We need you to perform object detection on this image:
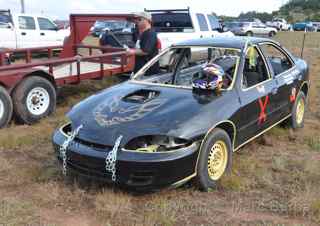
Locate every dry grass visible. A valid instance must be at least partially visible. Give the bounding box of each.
[94,190,133,223]
[0,31,320,226]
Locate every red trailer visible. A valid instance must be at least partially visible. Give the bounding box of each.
[0,14,138,128]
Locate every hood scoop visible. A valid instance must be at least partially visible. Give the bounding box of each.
[122,89,160,104]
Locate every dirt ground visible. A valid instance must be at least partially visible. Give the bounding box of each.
[0,32,320,226]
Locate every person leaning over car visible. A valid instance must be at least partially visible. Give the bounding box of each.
[128,12,160,75]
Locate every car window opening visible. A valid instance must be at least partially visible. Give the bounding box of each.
[259,44,294,76]
[242,46,269,89]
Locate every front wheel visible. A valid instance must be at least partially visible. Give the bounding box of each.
[195,128,232,191]
[12,76,56,124]
[291,91,306,129]
[0,86,13,128]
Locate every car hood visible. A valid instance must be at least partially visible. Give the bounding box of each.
[67,81,233,147]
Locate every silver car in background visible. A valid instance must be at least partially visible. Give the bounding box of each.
[226,21,277,37]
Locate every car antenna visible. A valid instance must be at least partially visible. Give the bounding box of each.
[300,30,307,59]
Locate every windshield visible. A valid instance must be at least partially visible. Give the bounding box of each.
[133,46,241,90]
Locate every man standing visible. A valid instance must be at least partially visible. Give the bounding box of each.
[129,12,160,75]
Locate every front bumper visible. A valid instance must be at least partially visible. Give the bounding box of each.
[52,124,200,190]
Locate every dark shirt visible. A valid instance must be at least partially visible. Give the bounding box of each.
[134,28,159,75]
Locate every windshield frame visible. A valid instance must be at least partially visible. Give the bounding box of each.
[131,46,241,91]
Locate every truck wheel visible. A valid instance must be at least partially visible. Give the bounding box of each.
[246,31,253,36]
[269,31,276,37]
[291,91,306,129]
[195,128,232,191]
[0,86,13,128]
[12,76,56,124]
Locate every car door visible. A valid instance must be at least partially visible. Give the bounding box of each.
[259,43,297,120]
[37,17,62,46]
[259,24,269,35]
[16,15,39,48]
[235,45,279,145]
[0,22,16,48]
[251,22,261,34]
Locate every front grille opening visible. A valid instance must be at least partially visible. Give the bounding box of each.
[74,137,111,150]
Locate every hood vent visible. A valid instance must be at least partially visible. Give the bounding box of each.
[122,89,160,104]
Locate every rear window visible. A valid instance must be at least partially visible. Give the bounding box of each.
[0,11,13,26]
[196,13,209,31]
[152,13,193,32]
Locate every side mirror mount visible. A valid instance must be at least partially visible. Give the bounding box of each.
[7,23,13,29]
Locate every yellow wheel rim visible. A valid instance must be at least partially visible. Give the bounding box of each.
[207,140,228,180]
[296,98,305,125]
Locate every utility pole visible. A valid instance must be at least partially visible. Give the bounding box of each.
[20,0,25,13]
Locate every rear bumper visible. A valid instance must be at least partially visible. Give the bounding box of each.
[52,124,200,191]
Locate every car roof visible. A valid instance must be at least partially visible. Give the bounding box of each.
[173,36,276,50]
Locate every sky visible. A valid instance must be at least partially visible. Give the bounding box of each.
[2,0,287,20]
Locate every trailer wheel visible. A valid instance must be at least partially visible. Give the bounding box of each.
[0,86,13,128]
[12,76,56,124]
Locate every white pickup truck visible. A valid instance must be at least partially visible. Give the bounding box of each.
[0,10,69,49]
[146,8,234,49]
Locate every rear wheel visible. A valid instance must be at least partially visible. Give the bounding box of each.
[195,128,232,191]
[0,86,13,128]
[269,31,276,37]
[291,91,306,129]
[12,76,56,124]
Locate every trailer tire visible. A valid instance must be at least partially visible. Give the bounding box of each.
[12,76,56,124]
[0,86,13,128]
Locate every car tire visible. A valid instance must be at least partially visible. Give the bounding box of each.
[195,128,232,191]
[0,86,13,128]
[246,31,253,36]
[291,91,306,129]
[12,76,56,124]
[269,31,276,37]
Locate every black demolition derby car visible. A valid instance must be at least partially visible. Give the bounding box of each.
[52,37,309,191]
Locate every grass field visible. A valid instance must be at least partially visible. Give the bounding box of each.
[0,32,320,226]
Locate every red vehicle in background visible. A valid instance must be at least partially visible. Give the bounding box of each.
[0,14,138,128]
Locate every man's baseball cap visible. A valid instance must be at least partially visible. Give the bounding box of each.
[133,11,152,21]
